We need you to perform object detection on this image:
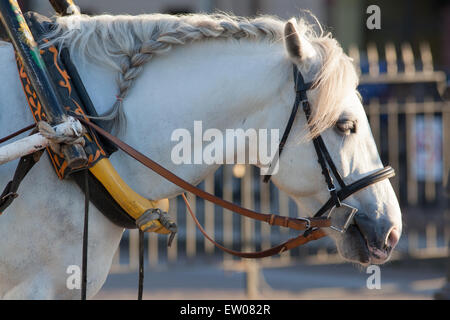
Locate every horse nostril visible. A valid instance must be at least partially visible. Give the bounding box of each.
[386,227,400,249]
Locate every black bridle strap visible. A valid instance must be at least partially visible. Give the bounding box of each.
[315,135,346,188]
[263,64,341,209]
[263,65,312,183]
[138,229,144,300]
[301,99,341,208]
[81,169,89,300]
[313,165,395,217]
[262,94,301,183]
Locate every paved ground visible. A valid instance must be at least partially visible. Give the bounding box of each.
[94,258,447,300]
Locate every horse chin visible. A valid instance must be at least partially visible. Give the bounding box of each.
[330,225,372,266]
[330,225,395,266]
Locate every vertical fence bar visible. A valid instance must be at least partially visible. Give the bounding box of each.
[186,192,196,258]
[387,98,400,195]
[445,224,450,252]
[348,44,361,74]
[424,97,436,202]
[204,173,215,254]
[408,229,418,256]
[367,98,381,151]
[148,232,158,268]
[401,42,415,75]
[129,229,139,270]
[419,42,434,73]
[367,42,380,77]
[442,102,450,189]
[385,42,398,76]
[405,97,418,205]
[426,223,437,250]
[167,198,178,263]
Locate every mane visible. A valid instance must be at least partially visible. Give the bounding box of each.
[42,12,358,137]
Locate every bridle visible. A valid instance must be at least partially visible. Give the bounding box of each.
[77,63,395,258]
[263,64,396,233]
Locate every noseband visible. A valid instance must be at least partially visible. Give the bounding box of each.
[264,65,395,232]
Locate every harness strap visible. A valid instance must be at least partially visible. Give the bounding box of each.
[0,124,35,144]
[182,194,327,258]
[138,229,144,300]
[0,151,43,214]
[0,125,43,214]
[316,136,346,188]
[77,117,331,232]
[302,100,341,210]
[263,65,312,183]
[262,63,343,212]
[81,169,89,300]
[313,165,395,217]
[262,89,301,182]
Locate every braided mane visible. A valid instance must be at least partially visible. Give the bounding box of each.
[42,13,357,137]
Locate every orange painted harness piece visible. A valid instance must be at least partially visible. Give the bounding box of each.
[15,20,172,234]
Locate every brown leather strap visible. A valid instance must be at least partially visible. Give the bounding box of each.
[0,124,35,144]
[182,193,327,258]
[78,118,331,231]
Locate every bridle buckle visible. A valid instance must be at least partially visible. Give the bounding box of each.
[298,217,311,230]
[327,203,357,233]
[327,186,336,192]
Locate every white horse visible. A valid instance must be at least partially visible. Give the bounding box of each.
[0,13,402,299]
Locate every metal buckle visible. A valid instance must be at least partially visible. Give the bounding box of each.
[327,186,336,192]
[135,208,178,247]
[326,203,357,233]
[300,98,309,104]
[298,217,311,230]
[1,192,18,201]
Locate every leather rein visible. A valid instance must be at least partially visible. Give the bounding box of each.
[75,64,395,258]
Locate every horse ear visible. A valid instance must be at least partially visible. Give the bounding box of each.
[284,19,302,59]
[284,18,316,63]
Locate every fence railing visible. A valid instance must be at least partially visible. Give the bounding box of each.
[349,42,446,93]
[110,42,449,273]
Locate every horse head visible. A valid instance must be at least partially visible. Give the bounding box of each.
[270,18,402,265]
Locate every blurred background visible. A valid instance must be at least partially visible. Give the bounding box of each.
[17,0,450,299]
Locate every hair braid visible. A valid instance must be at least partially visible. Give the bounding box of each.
[44,13,288,132]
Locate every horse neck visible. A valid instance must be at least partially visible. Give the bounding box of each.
[75,40,294,199]
[129,40,294,127]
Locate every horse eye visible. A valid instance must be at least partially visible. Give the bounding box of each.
[336,120,356,135]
